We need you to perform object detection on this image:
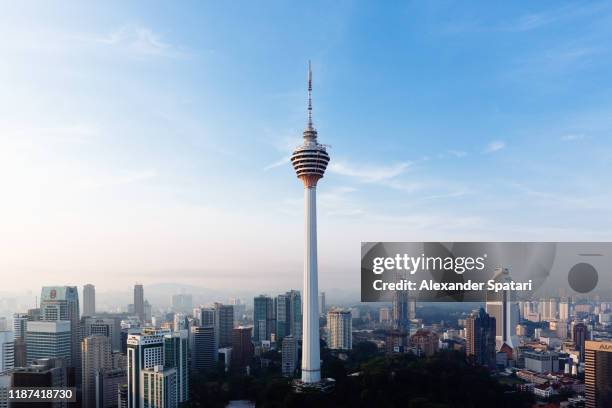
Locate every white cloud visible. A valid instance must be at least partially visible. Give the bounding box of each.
[483,140,506,153]
[561,134,585,141]
[85,25,186,58]
[264,156,290,171]
[328,160,410,183]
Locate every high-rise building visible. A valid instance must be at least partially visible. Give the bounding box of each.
[82,317,120,352]
[199,308,215,326]
[408,298,417,320]
[281,336,298,377]
[327,309,352,350]
[524,350,559,373]
[392,291,409,330]
[573,323,589,363]
[11,358,67,408]
[83,284,96,317]
[95,368,126,408]
[141,366,177,408]
[318,292,326,316]
[559,299,570,321]
[231,326,253,373]
[81,335,112,408]
[164,331,189,403]
[253,296,274,343]
[133,285,144,323]
[465,308,496,369]
[40,286,81,373]
[214,303,234,348]
[144,300,152,323]
[0,372,10,408]
[275,291,302,343]
[190,326,216,372]
[25,321,71,366]
[290,62,330,385]
[13,313,28,340]
[379,307,390,323]
[0,331,14,371]
[585,340,612,408]
[171,294,192,314]
[118,384,128,408]
[126,333,164,408]
[485,267,519,352]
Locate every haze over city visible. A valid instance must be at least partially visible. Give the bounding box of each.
[3,1,612,294]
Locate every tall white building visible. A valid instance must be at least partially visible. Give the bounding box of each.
[327,309,352,350]
[290,62,330,385]
[126,333,164,408]
[141,366,177,408]
[559,300,570,321]
[485,267,519,352]
[0,331,14,371]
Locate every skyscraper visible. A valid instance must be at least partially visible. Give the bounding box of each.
[318,292,326,316]
[95,368,126,408]
[164,330,189,403]
[81,335,112,408]
[0,331,14,371]
[190,326,216,372]
[133,284,144,323]
[11,359,68,408]
[327,309,352,350]
[253,295,274,343]
[281,336,298,377]
[126,333,164,408]
[141,366,177,408]
[290,62,330,385]
[83,284,96,317]
[275,291,302,343]
[214,303,234,348]
[40,286,81,372]
[559,299,570,321]
[25,321,71,365]
[573,323,589,363]
[584,340,612,408]
[485,267,519,352]
[392,291,409,330]
[465,308,496,369]
[231,326,253,373]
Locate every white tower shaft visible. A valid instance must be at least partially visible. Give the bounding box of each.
[301,185,320,383]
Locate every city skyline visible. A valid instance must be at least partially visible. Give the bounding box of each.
[3,2,612,293]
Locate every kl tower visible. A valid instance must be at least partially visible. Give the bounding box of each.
[291,62,332,391]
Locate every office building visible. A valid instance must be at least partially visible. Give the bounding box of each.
[163,331,188,403]
[290,63,330,385]
[40,286,81,374]
[327,309,352,350]
[465,308,496,368]
[318,292,326,315]
[524,350,560,373]
[82,335,112,408]
[0,332,14,372]
[11,358,68,408]
[253,296,274,343]
[83,284,96,317]
[485,267,519,352]
[118,384,128,408]
[585,340,612,408]
[379,307,390,323]
[190,326,216,372]
[573,323,589,363]
[0,372,10,408]
[95,368,126,408]
[126,333,164,408]
[141,366,177,408]
[82,317,121,352]
[231,327,253,373]
[559,299,570,321]
[275,291,302,342]
[133,285,144,323]
[281,336,298,377]
[13,313,28,340]
[26,321,71,366]
[392,291,409,330]
[214,303,234,348]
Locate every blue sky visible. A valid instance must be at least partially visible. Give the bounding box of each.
[1,1,612,293]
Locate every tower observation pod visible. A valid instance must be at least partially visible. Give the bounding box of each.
[290,62,331,389]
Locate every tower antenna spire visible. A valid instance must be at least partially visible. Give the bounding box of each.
[307,60,313,130]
